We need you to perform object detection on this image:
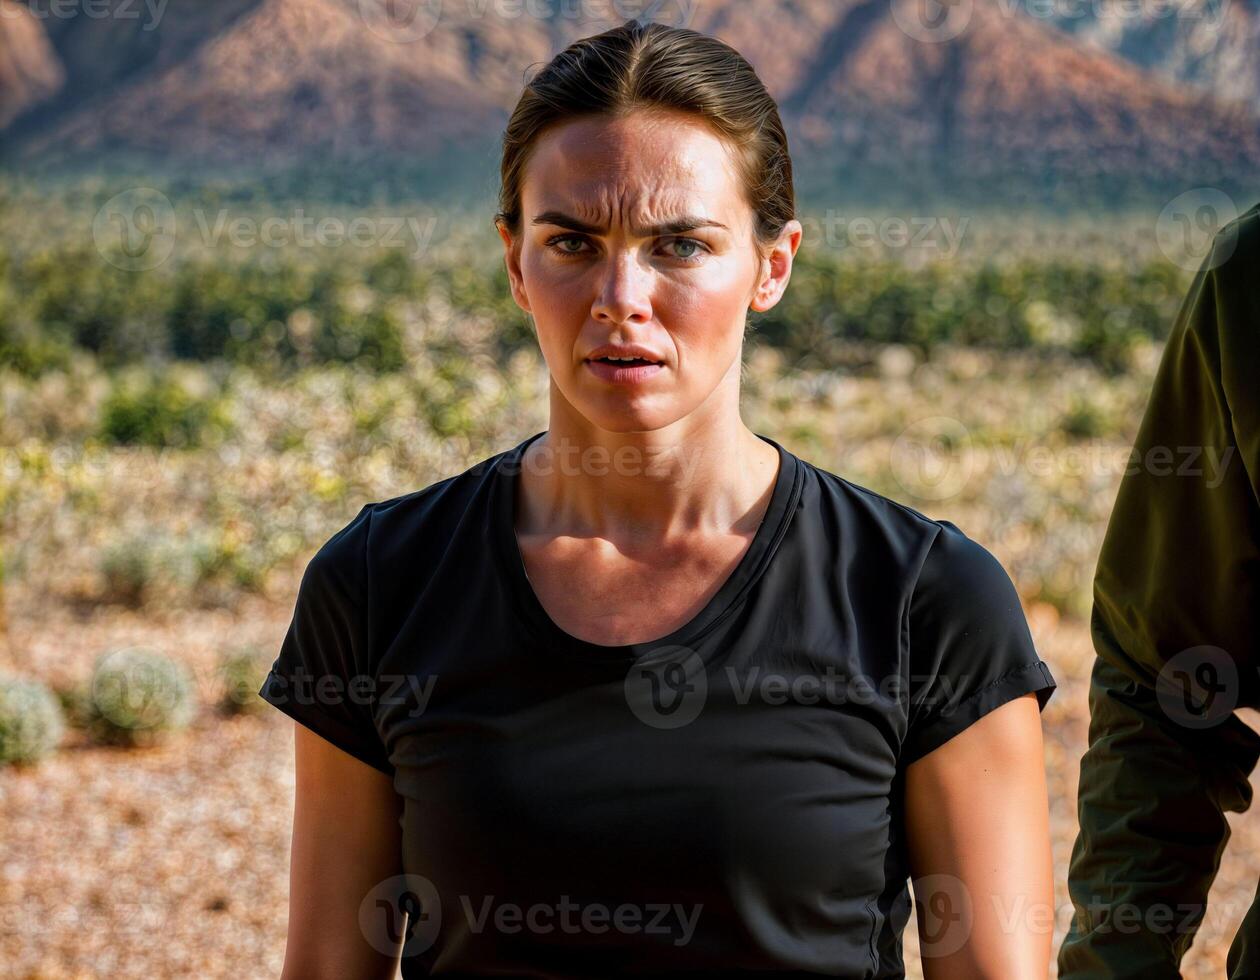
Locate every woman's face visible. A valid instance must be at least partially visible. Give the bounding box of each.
[499,109,800,434]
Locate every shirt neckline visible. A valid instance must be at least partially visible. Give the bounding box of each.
[491,429,802,663]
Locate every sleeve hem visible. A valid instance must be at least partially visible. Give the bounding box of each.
[258,670,395,778]
[900,659,1057,766]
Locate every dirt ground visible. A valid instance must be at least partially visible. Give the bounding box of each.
[0,583,1256,979]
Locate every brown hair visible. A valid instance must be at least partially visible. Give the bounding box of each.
[493,18,795,259]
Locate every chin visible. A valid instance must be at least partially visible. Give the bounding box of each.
[569,396,680,435]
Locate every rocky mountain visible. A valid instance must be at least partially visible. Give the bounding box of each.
[1043,0,1260,111]
[696,0,1260,193]
[0,1,63,128]
[1,0,1257,201]
[2,0,518,166]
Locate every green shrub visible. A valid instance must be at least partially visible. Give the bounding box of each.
[1059,396,1107,439]
[186,530,269,597]
[0,675,66,766]
[55,682,90,728]
[0,316,74,374]
[99,372,232,448]
[94,528,272,610]
[83,648,197,747]
[216,648,271,715]
[98,533,162,606]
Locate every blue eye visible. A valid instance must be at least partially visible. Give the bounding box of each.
[668,238,704,260]
[546,234,589,256]
[542,234,708,261]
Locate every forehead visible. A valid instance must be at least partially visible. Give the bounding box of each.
[522,110,745,224]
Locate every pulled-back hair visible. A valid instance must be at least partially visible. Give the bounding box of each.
[494,18,795,257]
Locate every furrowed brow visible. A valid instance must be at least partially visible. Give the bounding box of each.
[531,210,728,237]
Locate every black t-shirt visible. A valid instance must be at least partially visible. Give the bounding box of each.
[259,430,1057,978]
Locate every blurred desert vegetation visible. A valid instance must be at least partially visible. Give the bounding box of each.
[1,178,1198,623]
[1,175,1254,980]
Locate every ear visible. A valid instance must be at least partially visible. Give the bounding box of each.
[496,219,532,315]
[749,219,803,314]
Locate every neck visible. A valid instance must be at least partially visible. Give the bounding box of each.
[518,384,780,545]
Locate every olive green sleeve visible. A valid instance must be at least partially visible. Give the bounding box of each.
[1058,205,1260,979]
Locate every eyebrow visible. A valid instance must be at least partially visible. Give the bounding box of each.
[531,210,730,238]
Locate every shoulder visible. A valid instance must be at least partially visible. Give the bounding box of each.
[909,519,1024,628]
[1136,200,1260,455]
[795,454,1020,619]
[1185,198,1260,347]
[795,454,946,570]
[898,519,1051,760]
[1209,201,1260,370]
[302,442,519,599]
[1211,198,1260,287]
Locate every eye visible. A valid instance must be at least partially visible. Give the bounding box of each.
[544,234,591,257]
[542,234,709,261]
[663,237,707,261]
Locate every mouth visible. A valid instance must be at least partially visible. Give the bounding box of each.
[584,356,666,385]
[587,356,661,367]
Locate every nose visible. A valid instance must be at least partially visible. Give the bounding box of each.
[591,248,653,325]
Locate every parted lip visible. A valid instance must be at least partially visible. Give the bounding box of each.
[584,343,665,363]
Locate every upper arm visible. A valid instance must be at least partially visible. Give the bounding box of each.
[1091,215,1260,704]
[904,691,1053,980]
[901,522,1056,767]
[282,721,406,980]
[1060,216,1260,977]
[259,504,396,778]
[899,522,1057,978]
[256,504,408,977]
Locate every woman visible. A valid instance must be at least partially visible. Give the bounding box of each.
[259,18,1058,979]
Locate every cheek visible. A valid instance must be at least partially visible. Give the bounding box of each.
[521,251,589,320]
[657,267,753,358]
[521,249,753,360]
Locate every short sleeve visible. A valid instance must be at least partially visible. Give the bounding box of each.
[257,503,395,777]
[900,521,1057,765]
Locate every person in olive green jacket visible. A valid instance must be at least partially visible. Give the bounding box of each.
[1058,200,1260,979]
